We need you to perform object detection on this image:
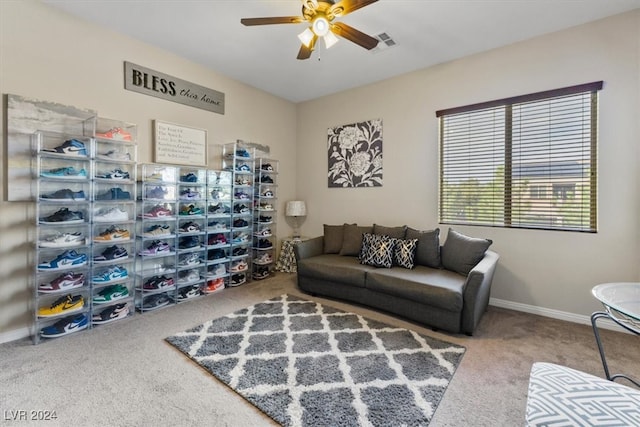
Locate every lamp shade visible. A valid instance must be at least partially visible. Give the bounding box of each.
[285,201,307,217]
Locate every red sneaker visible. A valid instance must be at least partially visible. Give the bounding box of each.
[203,278,224,293]
[96,128,132,141]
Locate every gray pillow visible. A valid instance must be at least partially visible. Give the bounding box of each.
[441,229,492,275]
[340,224,373,256]
[323,224,345,254]
[406,227,441,268]
[373,224,407,239]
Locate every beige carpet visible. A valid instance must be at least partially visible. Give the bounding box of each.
[1,273,637,427]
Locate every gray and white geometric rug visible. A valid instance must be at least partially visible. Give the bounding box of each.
[166,294,465,427]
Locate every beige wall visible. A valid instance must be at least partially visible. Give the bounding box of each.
[0,0,298,340]
[296,10,640,318]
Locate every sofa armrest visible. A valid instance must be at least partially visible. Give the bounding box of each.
[294,236,324,262]
[461,250,499,335]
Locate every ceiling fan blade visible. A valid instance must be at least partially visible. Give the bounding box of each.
[329,0,378,18]
[297,35,318,60]
[331,22,379,50]
[241,16,304,26]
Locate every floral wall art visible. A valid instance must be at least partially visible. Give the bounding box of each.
[327,118,383,188]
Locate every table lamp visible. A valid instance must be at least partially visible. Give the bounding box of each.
[285,201,307,241]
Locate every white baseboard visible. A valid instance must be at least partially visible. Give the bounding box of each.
[489,298,630,334]
[0,326,31,345]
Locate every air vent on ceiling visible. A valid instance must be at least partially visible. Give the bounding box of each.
[371,32,396,53]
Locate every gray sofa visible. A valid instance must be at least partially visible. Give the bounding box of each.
[294,224,499,335]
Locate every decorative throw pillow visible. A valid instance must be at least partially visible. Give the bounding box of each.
[340,224,373,256]
[360,233,394,268]
[406,227,441,268]
[323,224,346,254]
[393,238,418,269]
[441,228,493,275]
[373,224,407,239]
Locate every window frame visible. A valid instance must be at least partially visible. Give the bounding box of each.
[436,81,603,233]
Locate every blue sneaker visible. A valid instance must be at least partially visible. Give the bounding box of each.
[92,265,128,283]
[40,167,87,179]
[235,149,250,158]
[40,313,88,338]
[40,189,86,201]
[38,250,87,270]
[43,139,88,157]
[95,187,131,200]
[180,172,198,183]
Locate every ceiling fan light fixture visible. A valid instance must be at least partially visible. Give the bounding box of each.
[323,31,339,49]
[298,28,315,47]
[312,16,330,37]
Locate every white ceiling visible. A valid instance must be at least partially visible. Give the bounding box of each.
[44,0,640,103]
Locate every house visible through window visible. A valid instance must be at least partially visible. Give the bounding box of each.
[436,81,602,232]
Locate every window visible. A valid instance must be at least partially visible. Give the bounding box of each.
[436,81,602,232]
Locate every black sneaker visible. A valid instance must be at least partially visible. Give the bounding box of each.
[258,239,273,249]
[259,216,272,223]
[208,249,226,260]
[260,176,274,183]
[232,247,248,257]
[139,294,171,311]
[230,273,246,286]
[93,245,128,263]
[179,236,200,250]
[233,219,248,228]
[40,207,84,224]
[92,303,129,324]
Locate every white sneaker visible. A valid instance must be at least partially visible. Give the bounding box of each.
[93,207,128,222]
[178,269,200,284]
[39,232,85,248]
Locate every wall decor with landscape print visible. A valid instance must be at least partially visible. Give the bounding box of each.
[327,118,382,188]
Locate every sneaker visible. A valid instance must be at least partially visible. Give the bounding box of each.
[203,278,225,293]
[208,249,226,261]
[232,247,248,257]
[139,294,170,311]
[40,313,88,337]
[93,226,130,242]
[178,269,200,284]
[232,233,249,244]
[96,127,132,141]
[40,167,87,180]
[93,284,129,304]
[208,203,230,215]
[235,149,250,158]
[143,224,172,237]
[207,234,227,246]
[233,219,248,228]
[259,203,273,211]
[229,273,246,286]
[92,266,128,283]
[38,250,87,270]
[180,172,198,183]
[95,187,131,200]
[142,205,172,218]
[178,236,200,250]
[209,189,227,200]
[233,204,249,214]
[95,169,130,180]
[260,163,274,171]
[179,221,201,233]
[40,207,84,224]
[43,139,87,157]
[261,176,274,184]
[142,275,175,290]
[180,188,201,200]
[139,240,171,256]
[235,177,251,186]
[180,204,203,216]
[261,190,274,198]
[258,238,273,249]
[254,253,273,265]
[39,232,85,248]
[254,228,272,237]
[97,150,131,161]
[93,207,128,222]
[92,303,129,324]
[259,216,272,223]
[230,260,248,272]
[93,245,128,263]
[178,252,201,267]
[177,285,202,300]
[38,294,84,317]
[40,189,86,201]
[146,186,168,200]
[38,272,85,293]
[253,267,270,280]
[208,221,228,230]
[236,164,251,172]
[207,263,226,277]
[234,191,250,200]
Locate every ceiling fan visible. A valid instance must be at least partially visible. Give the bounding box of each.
[241,0,379,60]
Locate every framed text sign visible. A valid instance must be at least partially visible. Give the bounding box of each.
[154,120,207,166]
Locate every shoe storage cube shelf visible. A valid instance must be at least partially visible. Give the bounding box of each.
[253,158,278,280]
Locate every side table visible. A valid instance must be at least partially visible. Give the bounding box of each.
[591,282,640,387]
[275,237,306,273]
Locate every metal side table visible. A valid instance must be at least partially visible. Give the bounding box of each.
[591,282,640,387]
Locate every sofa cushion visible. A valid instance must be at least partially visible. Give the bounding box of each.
[323,224,346,254]
[340,224,373,256]
[406,227,441,268]
[297,254,375,288]
[441,229,492,275]
[373,224,407,239]
[366,266,465,312]
[361,234,394,268]
[393,238,418,269]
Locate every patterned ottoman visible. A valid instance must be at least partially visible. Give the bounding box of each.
[526,362,640,426]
